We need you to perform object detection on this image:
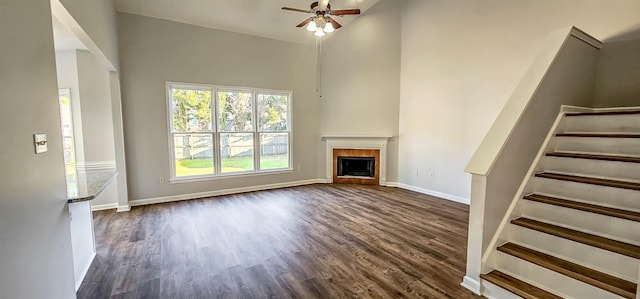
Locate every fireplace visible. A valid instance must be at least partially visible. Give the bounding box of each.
[323,136,390,186]
[337,156,375,178]
[332,148,380,185]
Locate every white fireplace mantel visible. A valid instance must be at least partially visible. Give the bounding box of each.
[322,136,391,186]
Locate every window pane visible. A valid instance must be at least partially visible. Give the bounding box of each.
[218,91,253,132]
[260,133,289,170]
[220,133,254,173]
[174,134,214,177]
[171,87,212,132]
[58,89,76,176]
[257,93,289,132]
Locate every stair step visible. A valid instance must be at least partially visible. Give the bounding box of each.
[556,133,640,138]
[524,194,640,222]
[546,152,640,163]
[535,172,640,191]
[511,218,640,259]
[565,110,640,116]
[480,270,561,299]
[497,243,637,299]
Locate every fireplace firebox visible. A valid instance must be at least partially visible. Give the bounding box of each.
[332,148,380,185]
[337,156,375,178]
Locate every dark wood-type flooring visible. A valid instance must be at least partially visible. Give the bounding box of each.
[78,184,481,299]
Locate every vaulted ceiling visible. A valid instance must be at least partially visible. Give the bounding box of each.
[114,0,382,44]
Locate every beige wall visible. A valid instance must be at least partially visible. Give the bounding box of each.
[594,37,640,108]
[318,0,402,182]
[0,0,76,297]
[117,13,319,200]
[398,0,640,201]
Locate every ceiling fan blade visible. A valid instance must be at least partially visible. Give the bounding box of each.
[331,9,361,16]
[318,0,330,10]
[325,17,342,29]
[296,17,314,28]
[282,7,312,13]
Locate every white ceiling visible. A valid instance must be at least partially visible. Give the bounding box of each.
[114,0,382,44]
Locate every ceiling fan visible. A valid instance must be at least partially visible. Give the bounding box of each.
[282,1,361,36]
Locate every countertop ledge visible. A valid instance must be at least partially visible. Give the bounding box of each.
[67,170,118,203]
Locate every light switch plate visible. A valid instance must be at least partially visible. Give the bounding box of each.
[34,133,47,154]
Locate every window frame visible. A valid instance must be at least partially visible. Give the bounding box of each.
[166,82,293,183]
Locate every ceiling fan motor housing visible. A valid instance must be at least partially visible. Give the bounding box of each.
[310,1,331,11]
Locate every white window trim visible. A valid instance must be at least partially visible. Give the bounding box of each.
[165,81,293,183]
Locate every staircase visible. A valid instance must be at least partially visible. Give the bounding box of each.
[481,109,640,299]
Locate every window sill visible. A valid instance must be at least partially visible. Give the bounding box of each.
[169,168,294,184]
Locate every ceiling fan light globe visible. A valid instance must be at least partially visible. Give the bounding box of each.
[314,28,325,37]
[307,21,317,31]
[323,22,335,33]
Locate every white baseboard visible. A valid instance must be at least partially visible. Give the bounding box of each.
[129,178,325,207]
[75,252,96,292]
[116,204,131,212]
[91,202,118,211]
[461,275,482,295]
[394,183,470,205]
[385,181,399,187]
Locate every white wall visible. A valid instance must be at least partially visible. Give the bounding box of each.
[56,50,119,207]
[76,49,118,208]
[398,0,640,201]
[53,0,128,210]
[58,0,119,70]
[109,72,130,210]
[0,0,76,297]
[76,50,117,164]
[465,33,600,290]
[117,13,319,200]
[68,201,95,290]
[318,0,402,183]
[594,37,640,108]
[56,50,86,163]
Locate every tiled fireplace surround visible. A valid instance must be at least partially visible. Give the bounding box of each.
[323,136,390,186]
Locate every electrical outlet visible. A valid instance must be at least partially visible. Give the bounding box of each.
[159,177,165,183]
[296,165,302,171]
[429,171,435,178]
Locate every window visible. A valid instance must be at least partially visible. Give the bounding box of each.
[58,89,76,175]
[168,83,291,180]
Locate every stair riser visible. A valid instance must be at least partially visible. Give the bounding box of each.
[534,177,640,212]
[522,200,640,246]
[543,156,640,182]
[495,251,629,299]
[481,279,525,299]
[562,114,640,133]
[508,225,639,281]
[554,136,640,157]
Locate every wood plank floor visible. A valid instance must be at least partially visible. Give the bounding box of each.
[78,184,481,299]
